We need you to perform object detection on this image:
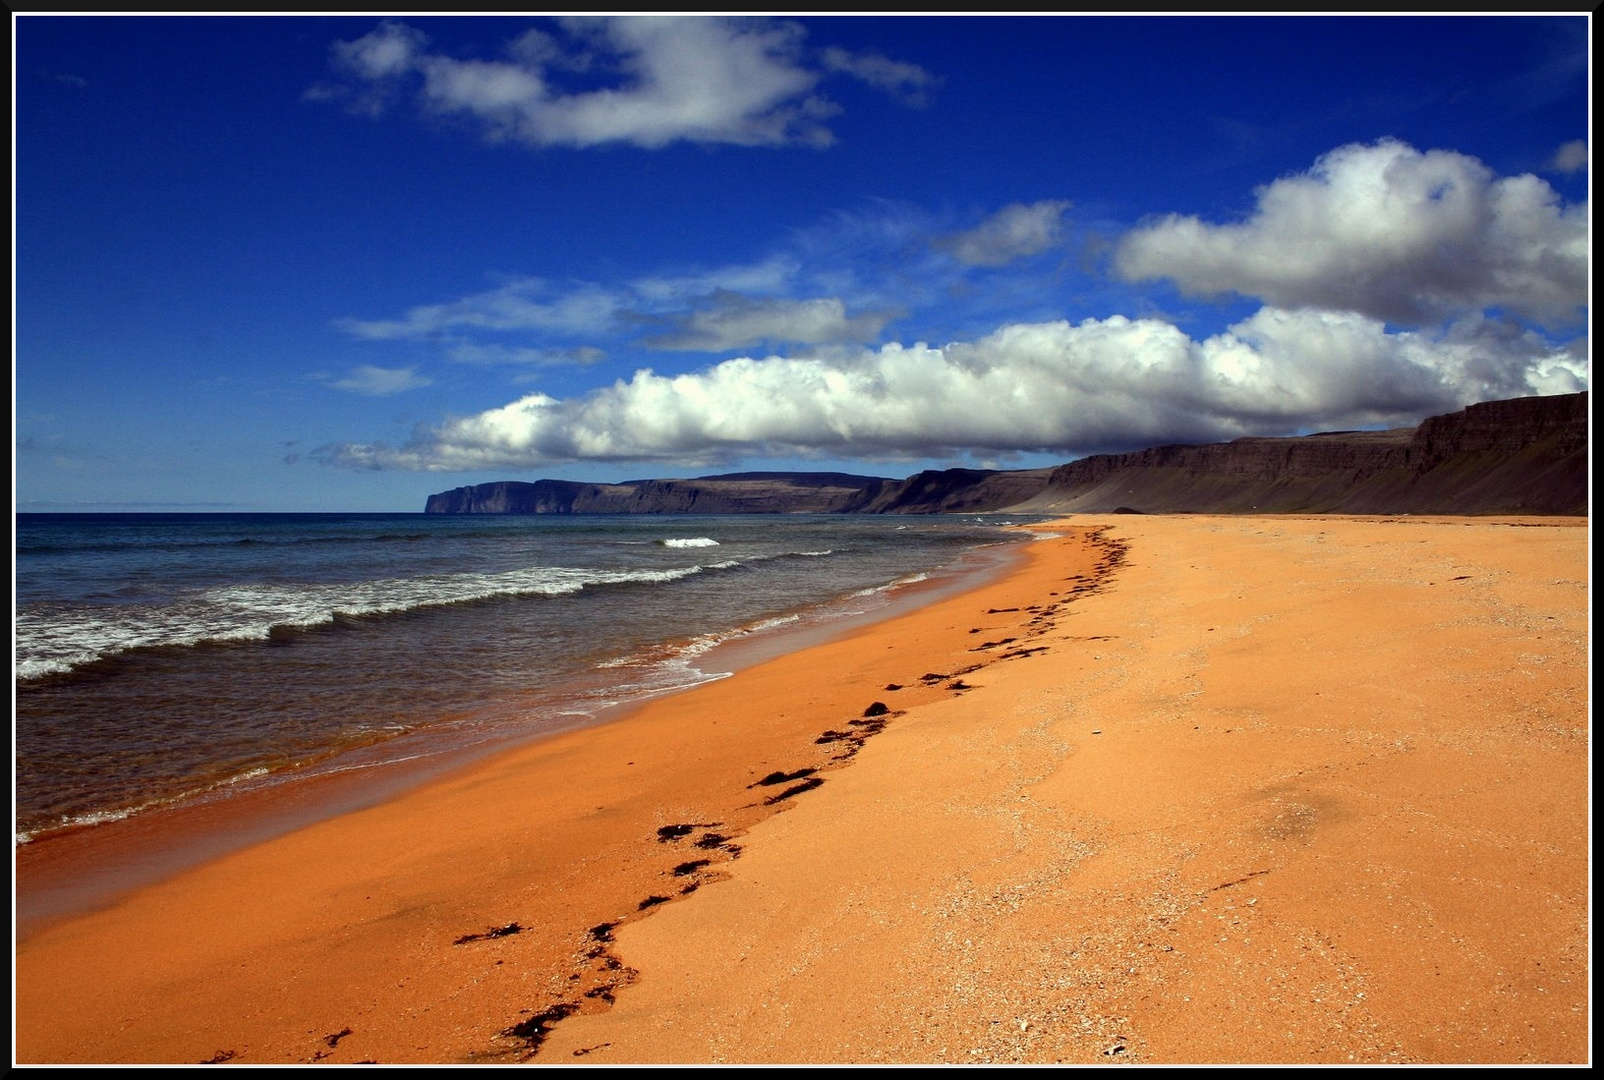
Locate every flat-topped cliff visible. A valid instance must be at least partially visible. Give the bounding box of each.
[425,471,897,515]
[425,391,1588,517]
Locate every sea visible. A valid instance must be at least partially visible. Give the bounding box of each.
[14,512,1033,847]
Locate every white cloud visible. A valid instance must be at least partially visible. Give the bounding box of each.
[323,365,432,396]
[1550,139,1588,173]
[937,201,1072,267]
[628,256,800,305]
[336,19,426,80]
[446,342,607,367]
[335,279,621,340]
[642,293,897,350]
[316,16,933,150]
[315,308,1585,471]
[820,46,938,105]
[333,256,893,357]
[1114,139,1588,328]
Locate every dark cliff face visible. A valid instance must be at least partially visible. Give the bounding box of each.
[848,468,1059,515]
[1018,391,1587,516]
[424,473,894,515]
[424,392,1588,517]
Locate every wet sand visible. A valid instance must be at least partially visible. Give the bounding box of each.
[13,515,1590,1065]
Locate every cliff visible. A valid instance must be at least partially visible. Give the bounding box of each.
[1014,391,1588,516]
[424,472,895,515]
[425,391,1588,517]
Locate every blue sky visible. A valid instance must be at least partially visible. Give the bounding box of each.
[14,14,1591,512]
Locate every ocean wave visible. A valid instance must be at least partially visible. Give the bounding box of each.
[15,561,724,682]
[14,528,451,558]
[850,571,929,598]
[660,537,720,548]
[595,611,804,676]
[15,763,275,845]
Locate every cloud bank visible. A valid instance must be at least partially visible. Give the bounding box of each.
[316,307,1585,471]
[1115,139,1589,329]
[318,139,1587,473]
[313,16,933,150]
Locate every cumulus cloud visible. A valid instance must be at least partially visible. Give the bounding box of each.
[937,200,1072,267]
[314,16,933,150]
[640,293,897,350]
[315,308,1585,471]
[322,365,432,396]
[1114,139,1588,328]
[1550,139,1588,173]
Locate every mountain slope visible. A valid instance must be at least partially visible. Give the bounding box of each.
[425,391,1589,517]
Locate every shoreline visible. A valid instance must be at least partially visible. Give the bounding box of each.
[15,519,1088,1064]
[14,515,1589,1064]
[15,529,1031,940]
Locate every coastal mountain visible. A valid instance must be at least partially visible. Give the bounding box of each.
[423,471,899,515]
[425,391,1588,517]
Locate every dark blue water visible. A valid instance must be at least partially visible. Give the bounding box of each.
[15,512,1030,842]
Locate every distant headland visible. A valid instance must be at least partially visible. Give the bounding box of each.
[426,391,1588,517]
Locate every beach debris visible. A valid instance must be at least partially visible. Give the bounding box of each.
[572,1044,611,1058]
[884,682,903,691]
[751,767,816,787]
[324,1027,353,1048]
[655,822,717,842]
[1210,869,1271,891]
[200,1049,237,1064]
[1103,1041,1128,1055]
[501,1003,579,1055]
[693,832,731,849]
[588,922,617,943]
[764,776,825,805]
[637,895,670,910]
[672,859,712,876]
[454,922,524,945]
[862,701,890,717]
[946,679,974,692]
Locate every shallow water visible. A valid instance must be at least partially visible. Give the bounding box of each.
[15,512,1033,843]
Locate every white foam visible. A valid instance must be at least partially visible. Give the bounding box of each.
[661,537,720,548]
[15,562,718,681]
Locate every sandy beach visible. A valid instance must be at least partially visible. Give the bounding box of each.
[14,514,1590,1065]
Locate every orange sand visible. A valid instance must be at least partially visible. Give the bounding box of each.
[13,515,1590,1065]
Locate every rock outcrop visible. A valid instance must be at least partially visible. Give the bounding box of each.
[425,391,1588,517]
